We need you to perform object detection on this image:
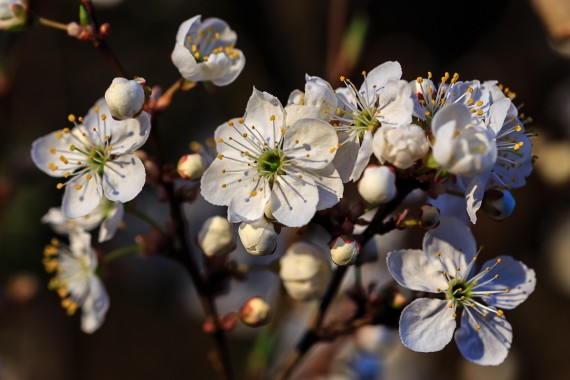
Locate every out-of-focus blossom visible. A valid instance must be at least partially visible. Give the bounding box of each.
[31,99,151,218]
[239,296,272,327]
[238,218,278,256]
[201,88,343,227]
[386,217,535,365]
[0,0,27,31]
[197,216,236,257]
[330,235,359,266]
[177,153,208,180]
[280,241,331,301]
[104,77,146,120]
[172,15,245,86]
[43,230,109,333]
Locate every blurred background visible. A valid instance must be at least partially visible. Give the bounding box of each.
[2,0,570,379]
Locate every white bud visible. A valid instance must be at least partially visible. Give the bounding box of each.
[358,166,397,204]
[373,124,429,169]
[177,153,207,180]
[238,219,278,256]
[197,216,236,257]
[239,296,272,327]
[279,242,331,301]
[104,77,145,120]
[330,236,359,266]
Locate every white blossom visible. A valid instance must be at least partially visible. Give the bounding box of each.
[239,296,272,327]
[43,230,109,334]
[201,88,343,227]
[330,236,359,266]
[172,15,245,86]
[358,165,397,204]
[279,241,331,301]
[238,218,278,256]
[177,153,208,180]
[104,77,146,120]
[197,216,237,257]
[42,199,124,243]
[386,217,535,365]
[0,0,26,31]
[31,98,150,219]
[372,124,429,169]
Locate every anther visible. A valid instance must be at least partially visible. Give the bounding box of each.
[68,114,76,123]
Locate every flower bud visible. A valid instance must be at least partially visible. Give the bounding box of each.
[330,235,359,266]
[197,216,236,257]
[0,0,27,31]
[481,188,515,221]
[358,166,397,204]
[104,77,145,120]
[279,242,331,301]
[238,219,278,256]
[239,296,272,327]
[177,153,207,180]
[418,204,440,229]
[372,124,429,169]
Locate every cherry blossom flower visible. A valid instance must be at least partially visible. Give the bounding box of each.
[333,61,413,181]
[372,124,429,169]
[201,88,343,227]
[386,217,535,365]
[172,15,245,86]
[41,199,124,243]
[43,230,109,333]
[31,98,151,219]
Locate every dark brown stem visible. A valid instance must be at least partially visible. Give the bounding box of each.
[275,177,424,380]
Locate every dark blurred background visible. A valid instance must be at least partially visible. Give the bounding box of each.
[2,0,570,379]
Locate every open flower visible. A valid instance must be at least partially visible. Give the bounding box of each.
[386,217,536,365]
[31,98,151,219]
[43,230,110,333]
[201,88,343,227]
[172,15,245,86]
[333,61,413,181]
[41,199,124,243]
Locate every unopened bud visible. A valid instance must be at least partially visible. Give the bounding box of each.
[482,188,515,221]
[280,242,331,301]
[197,216,236,257]
[358,165,397,204]
[239,296,272,327]
[104,77,145,120]
[177,153,207,180]
[418,204,440,229]
[66,22,81,37]
[330,235,359,266]
[238,219,278,256]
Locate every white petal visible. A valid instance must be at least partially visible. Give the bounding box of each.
[475,256,536,310]
[31,130,84,177]
[377,80,413,127]
[175,15,201,43]
[349,130,374,181]
[200,158,252,206]
[283,118,338,170]
[41,207,78,235]
[214,117,261,160]
[108,111,152,155]
[210,50,246,87]
[98,202,124,243]
[172,42,198,80]
[313,165,344,211]
[423,216,477,279]
[487,98,512,135]
[69,229,93,259]
[455,310,512,365]
[62,172,103,219]
[200,17,237,43]
[333,132,360,183]
[361,61,402,96]
[432,103,472,135]
[386,249,448,292]
[432,120,457,167]
[227,177,270,223]
[243,88,285,146]
[465,175,487,224]
[102,154,145,203]
[81,275,110,334]
[399,298,456,352]
[270,174,319,227]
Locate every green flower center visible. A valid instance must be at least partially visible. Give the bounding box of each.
[446,278,472,303]
[253,148,285,183]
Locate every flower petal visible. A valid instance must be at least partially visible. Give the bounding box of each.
[386,249,448,292]
[270,174,318,227]
[312,165,344,211]
[455,310,512,365]
[81,275,110,334]
[283,118,338,170]
[399,298,456,352]
[465,175,488,224]
[349,130,374,181]
[108,111,151,155]
[333,132,360,182]
[487,98,512,135]
[227,177,270,223]
[172,42,198,80]
[377,80,413,127]
[475,255,536,310]
[243,88,285,146]
[361,61,402,96]
[432,103,472,135]
[98,202,124,243]
[210,50,246,86]
[31,130,84,178]
[423,216,477,279]
[200,158,254,206]
[102,154,145,203]
[175,15,201,43]
[62,172,103,219]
